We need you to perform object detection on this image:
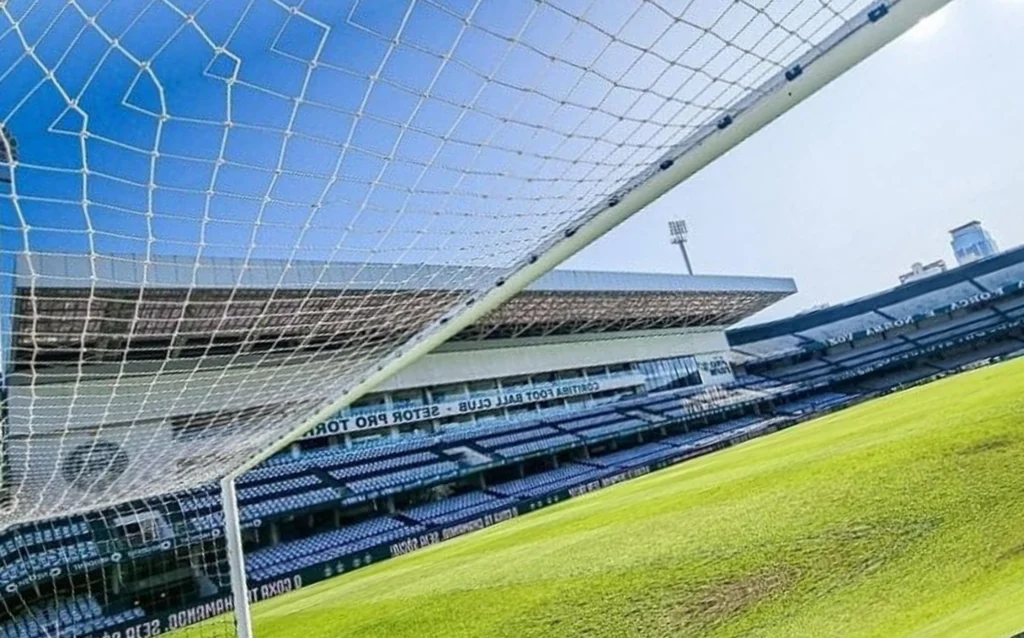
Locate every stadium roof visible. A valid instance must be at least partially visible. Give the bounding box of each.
[728,244,1024,346]
[5,254,794,371]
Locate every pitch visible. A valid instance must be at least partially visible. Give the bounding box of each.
[198,358,1024,637]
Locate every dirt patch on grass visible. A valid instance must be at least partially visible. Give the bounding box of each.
[658,518,942,634]
[781,517,943,598]
[694,567,799,617]
[664,565,800,632]
[960,437,1015,456]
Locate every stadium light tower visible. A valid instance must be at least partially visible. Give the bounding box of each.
[668,219,694,275]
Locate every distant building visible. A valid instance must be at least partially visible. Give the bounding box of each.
[950,221,1000,266]
[795,303,830,316]
[899,260,947,285]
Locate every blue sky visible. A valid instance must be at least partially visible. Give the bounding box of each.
[0,0,1017,326]
[569,0,1024,321]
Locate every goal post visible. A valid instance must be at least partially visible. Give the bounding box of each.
[221,478,253,638]
[0,1,956,637]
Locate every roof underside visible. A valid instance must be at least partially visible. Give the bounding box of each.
[8,255,794,370]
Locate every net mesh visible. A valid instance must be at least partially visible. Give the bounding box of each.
[0,488,238,638]
[0,0,884,526]
[0,0,929,635]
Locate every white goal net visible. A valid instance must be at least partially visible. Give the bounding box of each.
[0,0,950,636]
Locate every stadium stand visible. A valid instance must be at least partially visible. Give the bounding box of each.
[3,246,1024,636]
[731,246,1024,361]
[0,597,145,638]
[246,518,419,582]
[585,442,681,469]
[774,393,854,417]
[489,464,607,498]
[404,493,516,527]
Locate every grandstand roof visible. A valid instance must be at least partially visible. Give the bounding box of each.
[728,244,1024,346]
[5,254,794,370]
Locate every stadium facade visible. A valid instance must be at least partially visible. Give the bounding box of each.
[2,244,1024,637]
[2,255,792,507]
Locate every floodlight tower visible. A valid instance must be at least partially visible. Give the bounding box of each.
[668,219,693,275]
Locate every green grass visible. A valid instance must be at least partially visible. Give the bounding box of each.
[198,358,1024,637]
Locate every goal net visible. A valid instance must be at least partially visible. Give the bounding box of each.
[0,0,950,636]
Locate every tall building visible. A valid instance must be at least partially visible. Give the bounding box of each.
[950,221,1000,266]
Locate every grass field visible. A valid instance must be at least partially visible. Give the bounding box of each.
[199,358,1024,637]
